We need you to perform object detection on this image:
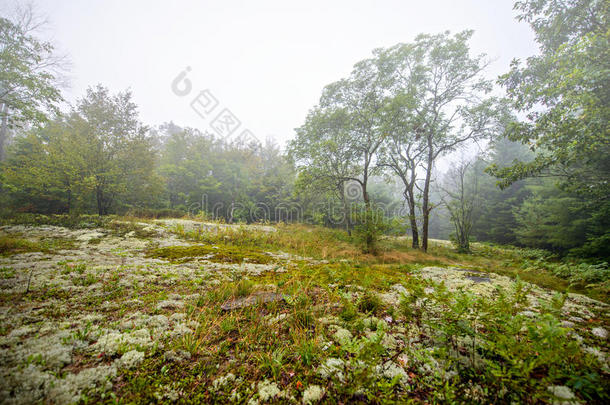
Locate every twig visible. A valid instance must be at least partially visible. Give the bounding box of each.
[25,268,34,294]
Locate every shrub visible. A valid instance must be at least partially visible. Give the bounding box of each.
[358,292,383,314]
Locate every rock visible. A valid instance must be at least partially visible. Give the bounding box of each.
[465,274,490,283]
[561,320,576,328]
[221,292,288,311]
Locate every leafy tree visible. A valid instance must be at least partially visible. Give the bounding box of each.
[292,53,389,253]
[73,85,159,215]
[0,4,66,160]
[379,31,510,251]
[514,180,591,252]
[489,0,609,200]
[378,87,427,248]
[289,107,358,232]
[2,86,160,215]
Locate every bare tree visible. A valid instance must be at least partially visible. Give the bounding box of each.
[440,158,479,253]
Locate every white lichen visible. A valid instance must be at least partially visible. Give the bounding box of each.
[117,350,144,369]
[302,384,324,404]
[257,379,280,402]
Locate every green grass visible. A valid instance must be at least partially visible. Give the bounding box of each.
[2,216,609,404]
[147,244,274,264]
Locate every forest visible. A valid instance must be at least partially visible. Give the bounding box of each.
[0,0,609,404]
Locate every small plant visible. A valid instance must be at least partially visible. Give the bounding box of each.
[63,321,95,344]
[233,279,254,297]
[291,307,315,329]
[358,292,383,314]
[339,299,358,322]
[72,273,98,286]
[0,266,15,279]
[295,339,319,366]
[179,332,203,355]
[256,347,287,379]
[62,262,87,274]
[351,206,388,255]
[220,316,238,334]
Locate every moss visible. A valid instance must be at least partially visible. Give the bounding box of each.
[0,235,77,256]
[0,236,41,256]
[147,244,274,264]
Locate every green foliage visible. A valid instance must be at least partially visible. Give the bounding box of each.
[357,292,383,315]
[147,244,274,264]
[0,9,63,160]
[339,299,358,322]
[490,0,609,200]
[2,86,163,214]
[414,279,608,402]
[351,206,389,254]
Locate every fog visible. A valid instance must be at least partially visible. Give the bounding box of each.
[36,0,537,147]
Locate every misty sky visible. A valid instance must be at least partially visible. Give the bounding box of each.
[34,0,539,147]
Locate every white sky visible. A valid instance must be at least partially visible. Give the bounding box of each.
[32,0,539,147]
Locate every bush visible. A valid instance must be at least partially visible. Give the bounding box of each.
[550,262,609,285]
[351,206,388,254]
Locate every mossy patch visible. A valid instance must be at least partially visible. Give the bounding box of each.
[0,235,77,256]
[147,244,274,264]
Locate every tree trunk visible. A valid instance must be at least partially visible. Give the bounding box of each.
[406,191,419,249]
[67,188,72,214]
[339,182,351,236]
[361,179,375,252]
[96,187,104,216]
[0,103,9,162]
[421,150,434,252]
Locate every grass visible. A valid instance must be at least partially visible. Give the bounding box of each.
[147,244,274,264]
[172,222,610,302]
[0,235,77,256]
[1,216,609,404]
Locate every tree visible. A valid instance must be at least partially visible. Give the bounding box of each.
[380,31,509,251]
[290,107,358,232]
[513,180,591,252]
[0,4,66,160]
[73,85,158,215]
[292,54,389,252]
[378,83,427,249]
[2,85,160,215]
[470,137,534,245]
[489,0,609,200]
[440,159,479,253]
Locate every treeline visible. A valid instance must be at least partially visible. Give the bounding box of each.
[0,86,295,221]
[443,138,609,258]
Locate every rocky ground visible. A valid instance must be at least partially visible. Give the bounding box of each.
[0,219,608,404]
